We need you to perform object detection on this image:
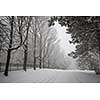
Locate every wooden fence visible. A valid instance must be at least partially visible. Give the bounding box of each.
[0,63,33,72]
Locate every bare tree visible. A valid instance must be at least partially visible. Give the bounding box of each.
[30,17,57,69]
[23,17,32,71]
[36,17,50,69]
[0,16,30,76]
[4,16,14,76]
[41,27,57,68]
[30,16,39,70]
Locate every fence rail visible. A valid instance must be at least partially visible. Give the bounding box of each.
[0,63,33,72]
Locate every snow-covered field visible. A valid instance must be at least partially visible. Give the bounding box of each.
[0,69,100,83]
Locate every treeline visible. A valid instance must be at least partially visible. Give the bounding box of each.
[0,63,33,72]
[49,16,100,70]
[0,16,71,76]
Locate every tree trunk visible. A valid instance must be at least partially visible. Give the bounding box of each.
[48,59,50,68]
[39,57,42,69]
[33,57,36,70]
[4,16,14,76]
[23,17,30,71]
[39,35,42,69]
[4,49,11,76]
[23,45,28,71]
[33,32,37,70]
[42,57,45,68]
[42,47,45,68]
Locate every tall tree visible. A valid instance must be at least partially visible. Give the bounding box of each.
[0,16,30,76]
[4,16,14,76]
[30,16,39,70]
[23,16,32,71]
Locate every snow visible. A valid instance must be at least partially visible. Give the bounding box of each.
[0,68,100,83]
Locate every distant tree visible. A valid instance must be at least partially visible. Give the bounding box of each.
[43,27,57,68]
[30,16,39,70]
[34,16,49,69]
[30,16,57,69]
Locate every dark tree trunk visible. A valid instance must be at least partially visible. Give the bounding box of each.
[23,45,28,71]
[42,57,45,68]
[33,17,39,70]
[39,35,42,69]
[33,32,37,70]
[48,59,50,68]
[39,57,42,69]
[4,49,11,76]
[23,17,30,71]
[4,16,14,76]
[42,48,45,68]
[33,57,36,70]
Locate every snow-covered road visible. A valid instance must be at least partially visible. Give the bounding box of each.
[0,69,100,83]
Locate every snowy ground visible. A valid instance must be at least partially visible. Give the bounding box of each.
[0,69,100,83]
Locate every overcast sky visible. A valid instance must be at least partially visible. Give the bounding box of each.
[54,22,76,55]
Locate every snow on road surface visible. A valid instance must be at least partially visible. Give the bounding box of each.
[0,69,100,83]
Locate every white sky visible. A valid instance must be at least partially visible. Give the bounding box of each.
[54,22,76,55]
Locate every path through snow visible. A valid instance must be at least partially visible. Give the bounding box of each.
[0,69,100,83]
